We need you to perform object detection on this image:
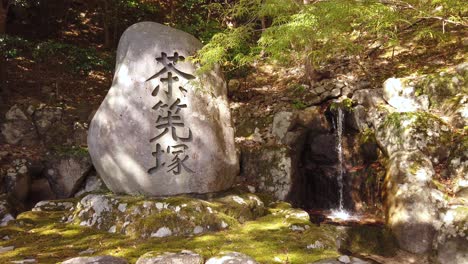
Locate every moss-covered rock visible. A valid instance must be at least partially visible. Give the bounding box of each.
[69,193,266,238]
[376,111,452,163]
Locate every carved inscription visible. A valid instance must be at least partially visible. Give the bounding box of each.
[147,52,195,175]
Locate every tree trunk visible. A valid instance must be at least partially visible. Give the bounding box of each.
[101,0,111,49]
[0,0,10,34]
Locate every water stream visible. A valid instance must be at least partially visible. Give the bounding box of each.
[336,107,344,211]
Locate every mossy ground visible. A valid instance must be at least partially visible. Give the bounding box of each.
[0,204,342,264]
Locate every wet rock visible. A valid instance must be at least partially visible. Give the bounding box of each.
[205,252,258,264]
[61,256,128,264]
[45,154,92,198]
[1,105,38,145]
[88,22,238,196]
[296,106,330,132]
[347,105,368,132]
[384,150,437,254]
[136,250,203,264]
[309,134,337,164]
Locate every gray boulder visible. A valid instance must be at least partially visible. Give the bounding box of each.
[88,22,238,196]
[0,196,15,226]
[45,154,92,198]
[1,105,38,145]
[61,256,128,264]
[205,252,258,264]
[272,111,295,143]
[384,150,437,254]
[437,237,468,264]
[2,159,31,202]
[383,78,429,112]
[136,251,203,264]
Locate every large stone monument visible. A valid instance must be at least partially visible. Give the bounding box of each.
[88,22,239,196]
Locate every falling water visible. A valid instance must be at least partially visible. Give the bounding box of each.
[329,106,355,221]
[336,107,344,211]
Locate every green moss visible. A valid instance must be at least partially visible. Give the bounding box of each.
[330,98,354,112]
[359,128,376,144]
[340,226,397,256]
[0,203,342,264]
[50,145,89,157]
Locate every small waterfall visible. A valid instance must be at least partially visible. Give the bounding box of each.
[336,107,344,211]
[330,106,358,221]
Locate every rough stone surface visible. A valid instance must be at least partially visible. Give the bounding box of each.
[383,78,429,112]
[205,252,258,264]
[375,111,451,163]
[45,154,92,198]
[70,192,265,238]
[384,150,437,254]
[436,237,468,264]
[136,251,203,264]
[1,105,38,145]
[74,171,107,197]
[32,200,75,212]
[240,146,293,200]
[88,22,238,196]
[2,159,31,201]
[351,89,385,108]
[61,256,129,264]
[0,196,15,226]
[272,111,294,142]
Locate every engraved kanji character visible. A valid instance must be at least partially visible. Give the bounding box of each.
[148,143,166,173]
[150,99,192,142]
[167,144,193,174]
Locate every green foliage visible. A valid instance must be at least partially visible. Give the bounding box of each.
[0,35,112,75]
[32,40,112,75]
[197,0,467,73]
[0,35,33,59]
[292,99,307,110]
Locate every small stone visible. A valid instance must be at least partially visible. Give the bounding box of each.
[62,256,128,264]
[151,227,172,238]
[118,203,127,212]
[155,202,164,210]
[78,248,96,255]
[205,252,258,264]
[0,246,15,253]
[338,255,351,263]
[193,226,204,234]
[108,225,116,233]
